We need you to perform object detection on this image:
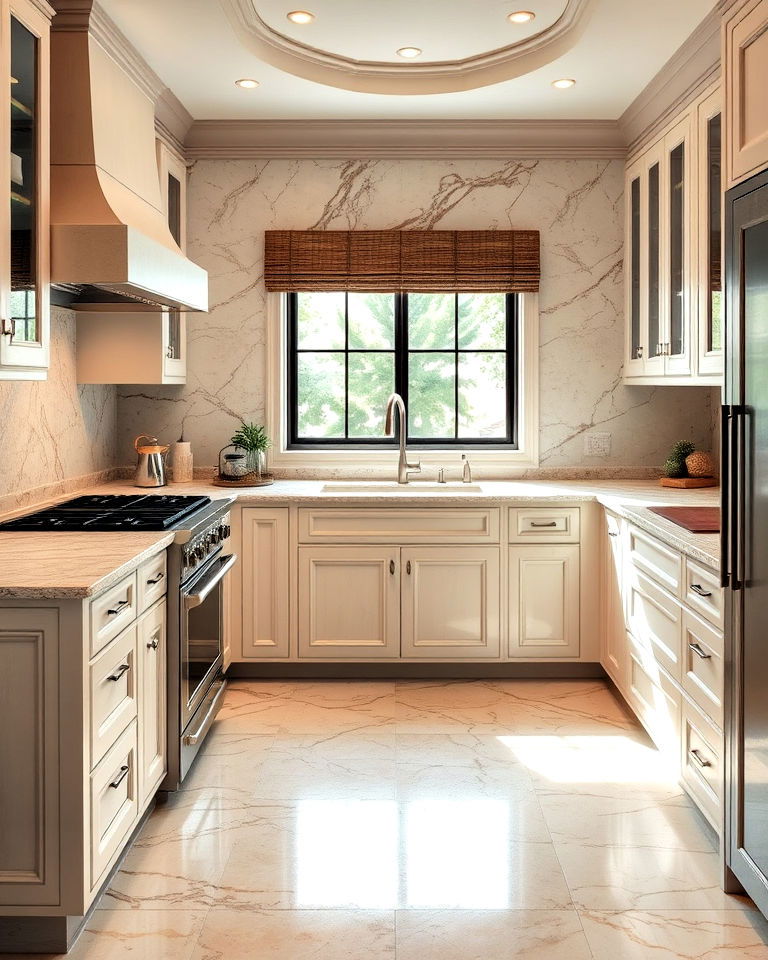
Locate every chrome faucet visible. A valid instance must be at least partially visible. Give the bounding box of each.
[384,393,421,484]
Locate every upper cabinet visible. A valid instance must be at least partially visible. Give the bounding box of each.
[724,0,768,188]
[76,139,189,385]
[623,81,722,385]
[0,0,52,381]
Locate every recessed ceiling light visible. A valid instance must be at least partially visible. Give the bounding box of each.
[552,78,576,89]
[235,78,260,89]
[287,10,314,24]
[397,46,422,59]
[507,10,535,23]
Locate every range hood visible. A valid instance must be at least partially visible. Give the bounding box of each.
[49,2,207,311]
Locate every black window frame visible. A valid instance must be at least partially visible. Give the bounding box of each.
[286,291,519,450]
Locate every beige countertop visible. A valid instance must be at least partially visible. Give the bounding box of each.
[94,477,723,570]
[0,477,721,599]
[0,530,175,600]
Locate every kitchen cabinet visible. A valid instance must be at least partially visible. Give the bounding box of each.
[400,546,500,659]
[0,548,168,949]
[508,545,580,658]
[623,81,722,383]
[241,507,290,659]
[724,0,768,187]
[137,600,166,806]
[599,518,724,832]
[298,545,400,658]
[601,511,626,686]
[0,0,52,381]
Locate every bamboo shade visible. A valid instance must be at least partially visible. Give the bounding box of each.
[264,229,540,292]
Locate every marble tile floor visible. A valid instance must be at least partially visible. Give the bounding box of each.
[20,679,768,958]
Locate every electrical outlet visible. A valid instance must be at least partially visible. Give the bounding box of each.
[584,432,612,457]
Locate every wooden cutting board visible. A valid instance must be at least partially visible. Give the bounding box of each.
[648,506,720,533]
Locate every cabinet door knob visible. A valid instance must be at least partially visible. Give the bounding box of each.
[406,560,412,575]
[389,559,395,575]
[147,638,160,650]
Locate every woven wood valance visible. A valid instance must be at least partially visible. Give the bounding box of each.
[264,229,540,293]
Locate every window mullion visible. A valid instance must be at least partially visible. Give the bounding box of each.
[454,292,459,440]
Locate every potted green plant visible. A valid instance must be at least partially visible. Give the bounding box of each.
[230,421,270,477]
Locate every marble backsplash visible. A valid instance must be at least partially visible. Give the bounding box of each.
[0,306,117,514]
[116,158,715,477]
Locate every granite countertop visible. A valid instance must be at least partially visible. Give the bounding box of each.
[0,531,175,600]
[0,477,721,600]
[89,477,722,570]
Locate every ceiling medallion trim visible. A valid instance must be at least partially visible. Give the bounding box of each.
[221,0,596,94]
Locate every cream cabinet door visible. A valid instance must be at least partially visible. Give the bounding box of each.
[298,546,399,658]
[137,601,166,807]
[400,546,500,659]
[508,545,580,658]
[725,0,768,186]
[601,512,626,686]
[241,508,290,658]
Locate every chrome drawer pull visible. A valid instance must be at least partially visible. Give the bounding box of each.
[530,520,558,528]
[689,748,711,769]
[147,638,159,650]
[690,583,712,598]
[608,531,618,538]
[109,764,130,789]
[107,662,130,681]
[688,642,711,660]
[106,599,129,617]
[146,572,164,585]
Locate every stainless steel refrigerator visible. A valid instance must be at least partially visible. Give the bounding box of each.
[724,167,768,915]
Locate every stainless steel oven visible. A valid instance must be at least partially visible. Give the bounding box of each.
[164,501,237,789]
[181,551,236,729]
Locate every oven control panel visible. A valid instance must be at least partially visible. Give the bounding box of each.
[182,511,231,578]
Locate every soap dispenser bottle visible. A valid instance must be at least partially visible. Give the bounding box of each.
[462,454,472,483]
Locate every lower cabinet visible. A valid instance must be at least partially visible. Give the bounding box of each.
[601,515,724,833]
[508,545,580,658]
[241,507,290,658]
[297,545,400,658]
[137,601,166,806]
[401,547,500,658]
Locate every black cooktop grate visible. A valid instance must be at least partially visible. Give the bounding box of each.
[0,494,212,532]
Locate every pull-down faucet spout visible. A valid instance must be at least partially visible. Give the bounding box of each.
[384,393,421,484]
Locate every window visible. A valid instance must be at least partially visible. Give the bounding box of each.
[286,291,518,448]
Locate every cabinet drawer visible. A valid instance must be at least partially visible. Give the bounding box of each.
[681,695,722,831]
[626,525,682,595]
[90,719,138,889]
[509,507,580,543]
[683,558,723,629]
[89,624,139,769]
[298,508,500,544]
[90,572,137,657]
[626,640,682,761]
[137,551,167,613]
[681,610,724,729]
[626,568,683,681]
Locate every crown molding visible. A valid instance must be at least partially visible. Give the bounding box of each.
[619,5,721,159]
[155,87,194,158]
[221,0,597,95]
[185,118,625,160]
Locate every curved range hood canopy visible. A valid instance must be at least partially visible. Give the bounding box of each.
[49,0,208,312]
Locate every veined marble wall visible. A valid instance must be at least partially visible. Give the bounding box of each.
[0,306,117,510]
[117,158,714,477]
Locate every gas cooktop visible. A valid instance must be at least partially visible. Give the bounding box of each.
[0,494,212,532]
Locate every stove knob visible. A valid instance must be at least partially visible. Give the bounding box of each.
[217,524,227,541]
[210,530,220,544]
[184,549,197,568]
[224,524,232,539]
[195,544,207,562]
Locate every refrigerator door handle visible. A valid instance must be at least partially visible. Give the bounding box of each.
[732,405,745,591]
[721,404,730,589]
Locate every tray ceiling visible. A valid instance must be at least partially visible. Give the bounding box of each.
[97,0,716,120]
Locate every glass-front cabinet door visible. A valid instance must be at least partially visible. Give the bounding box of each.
[0,0,50,380]
[697,88,723,377]
[663,114,693,376]
[623,158,645,378]
[644,143,666,377]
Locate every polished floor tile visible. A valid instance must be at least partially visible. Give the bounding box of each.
[75,679,765,959]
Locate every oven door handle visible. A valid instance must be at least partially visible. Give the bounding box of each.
[184,554,237,609]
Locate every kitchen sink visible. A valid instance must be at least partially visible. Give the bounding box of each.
[321,481,484,494]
